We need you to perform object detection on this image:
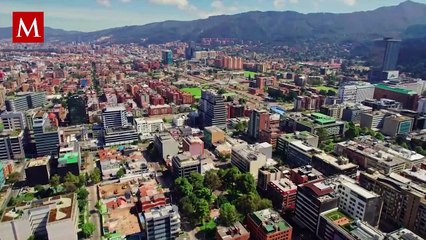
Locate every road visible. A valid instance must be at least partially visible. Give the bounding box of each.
[88,184,102,240]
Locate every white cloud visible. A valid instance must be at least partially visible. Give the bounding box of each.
[97,0,111,7]
[273,0,285,8]
[289,0,299,4]
[148,0,192,10]
[343,0,357,6]
[120,0,132,2]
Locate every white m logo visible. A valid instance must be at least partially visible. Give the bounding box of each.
[17,18,41,38]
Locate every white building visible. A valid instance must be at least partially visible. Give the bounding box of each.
[0,193,79,240]
[333,175,383,226]
[417,98,426,114]
[338,82,375,103]
[231,144,267,179]
[134,118,164,138]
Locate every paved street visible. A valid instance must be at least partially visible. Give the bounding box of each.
[88,184,101,240]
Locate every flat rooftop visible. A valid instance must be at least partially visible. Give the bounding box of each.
[106,205,141,236]
[314,152,357,170]
[26,156,50,168]
[250,208,290,234]
[216,221,249,239]
[58,152,79,164]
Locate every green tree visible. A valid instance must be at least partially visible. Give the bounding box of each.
[195,187,213,203]
[401,142,409,149]
[34,185,44,193]
[64,182,77,193]
[27,235,35,240]
[50,174,61,188]
[219,203,239,227]
[220,167,241,192]
[415,146,424,154]
[194,198,210,223]
[345,125,359,140]
[77,174,87,188]
[327,90,336,96]
[319,90,328,95]
[238,98,246,104]
[236,173,256,194]
[64,172,79,185]
[179,196,195,218]
[187,172,204,190]
[77,188,89,200]
[204,170,222,192]
[217,88,226,95]
[90,168,101,184]
[174,177,193,197]
[81,222,95,238]
[235,193,259,216]
[375,132,385,141]
[316,128,329,141]
[257,198,272,210]
[116,168,125,179]
[6,172,20,184]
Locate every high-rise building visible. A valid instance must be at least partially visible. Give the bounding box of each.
[25,156,51,186]
[162,50,173,65]
[371,38,401,72]
[67,95,87,125]
[32,111,60,157]
[359,171,426,237]
[337,82,375,103]
[246,208,293,240]
[231,144,267,179]
[185,41,196,60]
[0,112,26,130]
[0,193,79,240]
[317,208,385,240]
[381,114,413,137]
[247,109,270,140]
[171,153,201,178]
[198,90,227,129]
[5,92,46,112]
[154,133,179,161]
[140,204,181,240]
[369,38,401,82]
[102,106,127,129]
[0,130,25,160]
[294,179,339,233]
[311,153,358,178]
[333,175,383,227]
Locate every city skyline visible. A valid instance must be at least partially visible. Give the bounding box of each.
[0,0,424,31]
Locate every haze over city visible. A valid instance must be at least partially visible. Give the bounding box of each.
[0,1,426,240]
[0,0,424,31]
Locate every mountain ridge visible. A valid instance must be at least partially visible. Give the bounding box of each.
[0,1,425,44]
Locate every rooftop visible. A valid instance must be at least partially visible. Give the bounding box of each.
[216,221,250,239]
[314,152,358,170]
[250,208,290,234]
[1,193,75,223]
[58,152,79,164]
[375,84,417,96]
[26,156,50,168]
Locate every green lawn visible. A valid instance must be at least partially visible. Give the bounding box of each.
[314,85,337,92]
[244,71,257,78]
[326,210,348,221]
[200,219,216,231]
[182,87,202,99]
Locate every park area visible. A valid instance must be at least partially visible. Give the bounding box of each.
[244,71,257,78]
[182,87,202,99]
[314,85,337,93]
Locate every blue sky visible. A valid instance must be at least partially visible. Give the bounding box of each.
[0,0,424,31]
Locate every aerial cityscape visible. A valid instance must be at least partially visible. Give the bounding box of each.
[0,0,426,240]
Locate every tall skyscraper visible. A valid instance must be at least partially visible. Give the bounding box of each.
[185,41,196,60]
[102,106,127,129]
[247,109,270,140]
[369,38,401,82]
[67,95,88,125]
[32,111,60,157]
[162,50,173,65]
[198,90,227,129]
